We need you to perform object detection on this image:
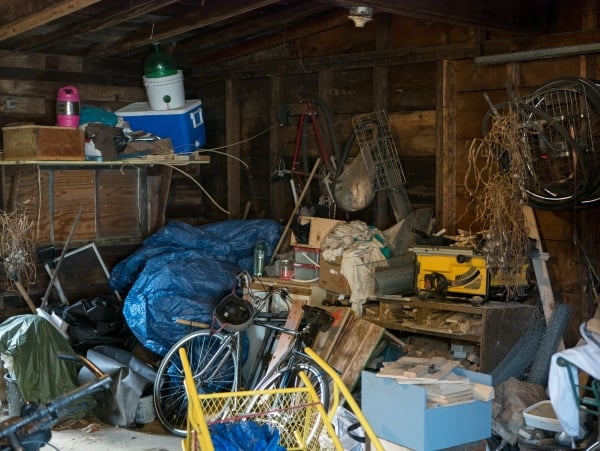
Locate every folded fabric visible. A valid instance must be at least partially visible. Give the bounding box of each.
[548,323,600,436]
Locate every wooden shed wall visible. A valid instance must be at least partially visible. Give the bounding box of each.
[0,9,596,345]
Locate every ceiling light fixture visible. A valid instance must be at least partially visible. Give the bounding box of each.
[348,6,373,28]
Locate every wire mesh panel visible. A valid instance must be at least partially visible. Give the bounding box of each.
[353,110,406,191]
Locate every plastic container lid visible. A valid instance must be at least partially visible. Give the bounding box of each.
[143,42,177,78]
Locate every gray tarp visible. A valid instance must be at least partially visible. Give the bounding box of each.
[78,345,156,427]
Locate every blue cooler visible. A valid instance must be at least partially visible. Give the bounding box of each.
[115,99,205,154]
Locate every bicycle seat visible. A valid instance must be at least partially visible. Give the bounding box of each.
[302,305,334,332]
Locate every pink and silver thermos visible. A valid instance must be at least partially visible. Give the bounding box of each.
[56,86,80,128]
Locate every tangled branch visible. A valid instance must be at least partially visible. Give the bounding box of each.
[463,106,531,299]
[0,208,36,289]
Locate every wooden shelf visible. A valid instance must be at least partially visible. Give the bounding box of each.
[365,296,537,372]
[0,154,210,166]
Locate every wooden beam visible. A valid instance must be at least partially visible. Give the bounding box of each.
[225,79,241,219]
[185,9,349,67]
[0,0,101,41]
[436,60,456,235]
[194,42,476,80]
[331,0,550,32]
[373,13,391,229]
[176,2,334,58]
[14,0,180,53]
[88,0,281,58]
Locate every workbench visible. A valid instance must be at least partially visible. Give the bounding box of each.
[364,295,537,373]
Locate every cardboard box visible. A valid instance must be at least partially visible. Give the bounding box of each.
[361,370,492,451]
[290,216,344,248]
[3,125,85,160]
[318,257,351,295]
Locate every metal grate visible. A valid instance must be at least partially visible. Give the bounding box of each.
[353,110,406,191]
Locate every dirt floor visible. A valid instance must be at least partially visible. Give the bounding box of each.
[0,413,181,451]
[47,418,181,451]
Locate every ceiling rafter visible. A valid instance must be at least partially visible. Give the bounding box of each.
[14,0,181,53]
[0,0,101,41]
[175,2,334,58]
[87,0,281,58]
[332,0,550,32]
[185,9,350,69]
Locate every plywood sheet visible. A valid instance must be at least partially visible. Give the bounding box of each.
[97,168,141,238]
[322,312,385,391]
[52,169,95,241]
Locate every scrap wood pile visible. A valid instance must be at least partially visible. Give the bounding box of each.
[377,355,494,407]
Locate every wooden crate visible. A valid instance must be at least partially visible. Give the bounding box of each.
[2,125,85,160]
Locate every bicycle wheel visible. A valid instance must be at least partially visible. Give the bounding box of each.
[255,361,330,409]
[153,330,238,436]
[251,361,330,448]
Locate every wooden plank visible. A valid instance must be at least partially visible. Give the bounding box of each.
[51,169,95,241]
[312,306,354,361]
[96,169,140,239]
[265,297,305,374]
[523,205,556,327]
[325,313,385,391]
[389,110,436,156]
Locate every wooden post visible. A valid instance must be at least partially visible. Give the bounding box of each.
[436,60,457,234]
[225,79,241,219]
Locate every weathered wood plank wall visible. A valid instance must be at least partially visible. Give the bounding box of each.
[0,8,596,344]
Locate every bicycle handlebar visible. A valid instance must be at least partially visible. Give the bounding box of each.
[0,353,112,449]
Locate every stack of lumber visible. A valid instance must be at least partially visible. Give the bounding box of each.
[377,356,492,407]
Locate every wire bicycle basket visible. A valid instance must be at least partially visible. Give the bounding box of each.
[353,110,406,192]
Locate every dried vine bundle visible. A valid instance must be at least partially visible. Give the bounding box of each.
[463,106,531,299]
[0,208,36,289]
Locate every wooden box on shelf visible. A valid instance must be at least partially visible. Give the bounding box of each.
[2,125,85,161]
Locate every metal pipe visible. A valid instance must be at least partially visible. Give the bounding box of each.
[475,42,600,65]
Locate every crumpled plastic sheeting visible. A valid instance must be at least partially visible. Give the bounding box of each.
[209,421,285,451]
[0,315,81,408]
[111,219,282,356]
[491,377,547,445]
[78,345,156,427]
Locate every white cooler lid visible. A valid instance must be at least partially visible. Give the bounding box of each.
[115,99,202,116]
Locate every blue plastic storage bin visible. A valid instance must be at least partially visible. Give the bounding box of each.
[115,99,205,154]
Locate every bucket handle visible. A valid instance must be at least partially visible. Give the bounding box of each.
[190,109,203,129]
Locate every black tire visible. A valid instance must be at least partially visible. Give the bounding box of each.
[153,330,238,436]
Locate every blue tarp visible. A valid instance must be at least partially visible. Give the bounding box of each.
[210,421,286,451]
[111,219,282,356]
